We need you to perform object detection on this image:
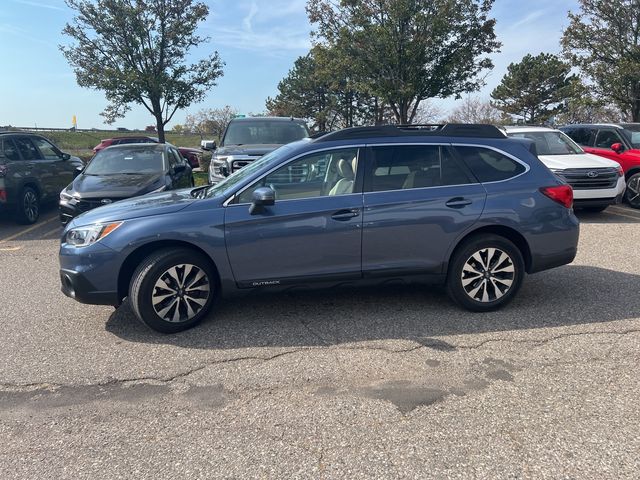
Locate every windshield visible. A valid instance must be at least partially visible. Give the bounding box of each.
[205,144,296,198]
[85,147,165,175]
[222,120,309,146]
[508,131,583,155]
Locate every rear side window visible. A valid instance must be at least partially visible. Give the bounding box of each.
[366,145,473,192]
[0,138,21,161]
[455,146,525,183]
[563,128,593,146]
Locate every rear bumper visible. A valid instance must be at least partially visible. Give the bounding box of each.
[573,193,624,208]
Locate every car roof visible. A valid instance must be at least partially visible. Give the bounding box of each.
[560,123,626,129]
[503,125,557,132]
[102,136,157,141]
[101,143,167,151]
[312,124,507,143]
[229,116,307,123]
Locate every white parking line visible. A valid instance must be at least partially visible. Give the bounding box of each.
[609,206,640,217]
[42,226,62,239]
[605,210,640,221]
[0,215,58,243]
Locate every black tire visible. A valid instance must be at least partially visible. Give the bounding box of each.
[581,205,608,213]
[129,248,217,333]
[446,234,525,312]
[15,186,40,224]
[625,172,640,209]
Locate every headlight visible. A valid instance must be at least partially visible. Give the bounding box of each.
[617,166,624,177]
[60,191,74,201]
[65,222,122,247]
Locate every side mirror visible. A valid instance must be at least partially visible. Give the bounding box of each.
[249,187,275,215]
[73,166,84,178]
[61,153,71,161]
[611,143,624,154]
[201,140,217,151]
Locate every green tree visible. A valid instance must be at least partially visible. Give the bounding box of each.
[555,79,623,124]
[447,96,506,124]
[562,0,640,121]
[61,0,224,142]
[307,0,500,124]
[491,53,577,124]
[266,50,334,131]
[184,105,238,138]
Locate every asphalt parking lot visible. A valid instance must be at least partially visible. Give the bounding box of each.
[1,205,639,479]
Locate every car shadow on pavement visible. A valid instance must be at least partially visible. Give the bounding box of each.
[105,264,640,350]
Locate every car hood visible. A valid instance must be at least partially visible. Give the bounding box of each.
[537,153,619,170]
[216,144,281,156]
[67,188,197,227]
[71,173,165,199]
[178,147,202,154]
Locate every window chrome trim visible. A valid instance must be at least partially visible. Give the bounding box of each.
[223,144,365,206]
[223,141,532,205]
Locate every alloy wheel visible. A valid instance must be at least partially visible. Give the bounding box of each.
[151,264,210,323]
[626,175,640,208]
[461,247,515,303]
[23,190,39,223]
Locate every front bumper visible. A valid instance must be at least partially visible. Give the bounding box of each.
[59,199,83,225]
[60,268,119,305]
[59,241,122,306]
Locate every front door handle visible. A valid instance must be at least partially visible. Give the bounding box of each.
[331,209,360,221]
[445,197,472,209]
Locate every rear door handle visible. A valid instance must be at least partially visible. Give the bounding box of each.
[331,209,360,221]
[445,197,472,209]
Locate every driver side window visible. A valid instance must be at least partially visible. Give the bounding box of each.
[237,148,359,203]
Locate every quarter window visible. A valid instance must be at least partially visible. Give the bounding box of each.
[366,145,473,192]
[236,148,358,203]
[455,146,525,183]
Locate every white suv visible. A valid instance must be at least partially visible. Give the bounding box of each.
[505,126,626,212]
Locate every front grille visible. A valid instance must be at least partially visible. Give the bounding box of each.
[231,157,260,172]
[557,168,619,190]
[77,199,120,212]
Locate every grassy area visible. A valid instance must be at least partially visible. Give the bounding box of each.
[24,129,205,150]
[19,129,211,163]
[193,171,209,186]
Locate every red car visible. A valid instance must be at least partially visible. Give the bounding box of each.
[93,136,202,169]
[560,123,640,208]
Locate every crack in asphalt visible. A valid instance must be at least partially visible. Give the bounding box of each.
[1,328,638,392]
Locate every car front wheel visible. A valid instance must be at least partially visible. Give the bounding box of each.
[447,235,524,312]
[129,248,217,333]
[625,173,640,208]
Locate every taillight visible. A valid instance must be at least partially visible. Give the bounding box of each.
[0,189,6,202]
[540,185,573,209]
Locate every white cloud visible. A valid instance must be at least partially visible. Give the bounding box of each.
[9,0,66,11]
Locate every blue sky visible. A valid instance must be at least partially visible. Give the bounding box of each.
[0,0,579,129]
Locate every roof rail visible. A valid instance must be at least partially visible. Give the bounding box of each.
[313,123,506,142]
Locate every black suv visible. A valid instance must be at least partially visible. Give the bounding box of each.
[207,117,310,184]
[0,132,84,223]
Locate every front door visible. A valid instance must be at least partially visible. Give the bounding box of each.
[361,144,486,276]
[224,147,363,287]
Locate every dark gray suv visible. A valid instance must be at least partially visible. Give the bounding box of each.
[0,132,83,223]
[60,124,579,333]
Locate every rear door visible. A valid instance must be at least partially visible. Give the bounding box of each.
[13,137,47,196]
[361,144,486,276]
[224,147,363,286]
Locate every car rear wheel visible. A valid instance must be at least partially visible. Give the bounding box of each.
[15,186,40,224]
[625,173,640,208]
[129,248,216,333]
[447,235,524,312]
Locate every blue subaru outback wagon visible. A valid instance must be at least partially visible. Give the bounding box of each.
[60,124,579,333]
